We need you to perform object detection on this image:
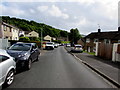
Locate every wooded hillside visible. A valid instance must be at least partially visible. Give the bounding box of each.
[1,16,69,38]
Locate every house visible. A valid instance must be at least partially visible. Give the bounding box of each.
[25,31,39,38]
[57,37,67,41]
[52,37,56,41]
[44,35,52,42]
[84,28,120,52]
[0,22,19,40]
[77,38,85,49]
[19,30,25,37]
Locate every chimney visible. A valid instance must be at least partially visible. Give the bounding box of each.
[98,24,101,33]
[98,29,101,33]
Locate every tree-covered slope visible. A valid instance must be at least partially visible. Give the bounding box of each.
[1,16,68,38]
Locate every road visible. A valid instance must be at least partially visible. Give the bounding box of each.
[6,46,113,88]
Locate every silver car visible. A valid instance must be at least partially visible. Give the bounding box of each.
[0,49,16,87]
[71,44,83,53]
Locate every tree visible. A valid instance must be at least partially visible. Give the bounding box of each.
[69,28,81,46]
[60,31,68,37]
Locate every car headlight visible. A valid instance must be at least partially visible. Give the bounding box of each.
[18,53,27,58]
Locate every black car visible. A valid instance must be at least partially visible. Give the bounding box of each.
[7,43,40,70]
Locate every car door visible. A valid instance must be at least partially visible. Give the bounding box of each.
[0,55,2,86]
[33,44,39,60]
[30,45,38,61]
[0,55,10,86]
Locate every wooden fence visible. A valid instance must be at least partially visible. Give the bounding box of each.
[117,44,120,54]
[98,43,113,60]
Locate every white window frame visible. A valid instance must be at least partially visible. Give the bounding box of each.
[86,38,90,43]
[94,39,99,43]
[4,26,7,31]
[118,40,120,43]
[104,39,111,44]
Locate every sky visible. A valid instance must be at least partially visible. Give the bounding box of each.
[0,0,119,35]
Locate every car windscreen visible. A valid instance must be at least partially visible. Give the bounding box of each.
[75,46,82,48]
[9,44,31,51]
[46,43,53,45]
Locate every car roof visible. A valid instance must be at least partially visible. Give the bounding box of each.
[0,49,11,57]
[74,44,82,46]
[46,42,54,43]
[15,43,36,45]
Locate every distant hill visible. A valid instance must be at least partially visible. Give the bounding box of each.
[1,16,68,38]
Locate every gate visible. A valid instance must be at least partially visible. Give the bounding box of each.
[98,43,113,60]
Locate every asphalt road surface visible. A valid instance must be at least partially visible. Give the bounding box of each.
[6,46,113,88]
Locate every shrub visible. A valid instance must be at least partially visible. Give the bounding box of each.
[19,37,30,42]
[29,37,40,41]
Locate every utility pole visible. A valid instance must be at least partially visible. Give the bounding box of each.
[67,34,68,41]
[41,28,43,49]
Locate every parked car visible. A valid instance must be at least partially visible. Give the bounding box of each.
[54,43,59,48]
[45,42,54,50]
[66,43,71,47]
[42,42,46,49]
[71,44,83,53]
[60,43,64,46]
[7,43,40,70]
[0,49,16,87]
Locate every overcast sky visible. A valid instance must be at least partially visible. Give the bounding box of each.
[0,0,119,35]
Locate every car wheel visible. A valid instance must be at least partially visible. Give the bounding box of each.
[4,70,15,86]
[26,59,32,70]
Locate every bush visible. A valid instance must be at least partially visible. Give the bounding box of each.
[29,37,40,41]
[52,40,62,43]
[19,37,30,42]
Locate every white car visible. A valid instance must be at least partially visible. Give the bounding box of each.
[66,43,71,47]
[54,43,59,48]
[0,49,16,87]
[71,45,83,53]
[45,42,54,50]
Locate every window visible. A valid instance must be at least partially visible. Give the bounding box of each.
[86,38,90,43]
[94,39,99,43]
[5,36,8,39]
[0,55,9,62]
[4,26,7,31]
[104,39,111,44]
[13,29,14,32]
[118,40,120,43]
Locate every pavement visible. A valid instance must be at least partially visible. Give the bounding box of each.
[65,47,120,88]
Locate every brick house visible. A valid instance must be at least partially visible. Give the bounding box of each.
[77,38,85,49]
[84,28,120,52]
[25,31,39,38]
[0,22,19,40]
[44,35,52,42]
